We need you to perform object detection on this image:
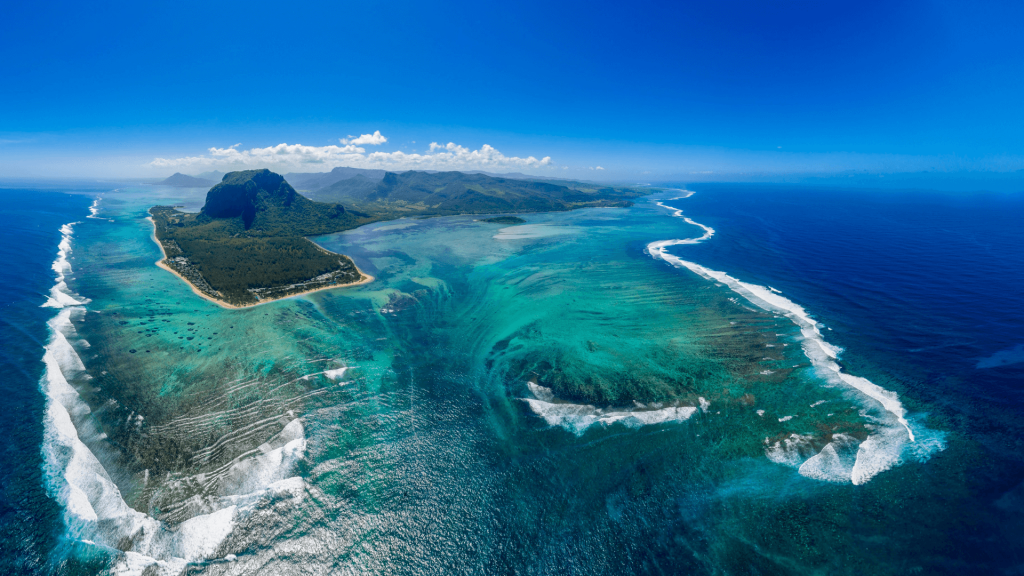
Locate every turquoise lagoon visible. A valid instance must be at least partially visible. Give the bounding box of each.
[33,182,1005,575]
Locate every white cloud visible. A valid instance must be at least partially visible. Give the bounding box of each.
[595,166,605,170]
[150,138,553,173]
[340,130,387,146]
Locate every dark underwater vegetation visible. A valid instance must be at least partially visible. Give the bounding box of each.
[3,181,1023,575]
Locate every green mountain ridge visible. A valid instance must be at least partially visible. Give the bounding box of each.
[310,170,644,215]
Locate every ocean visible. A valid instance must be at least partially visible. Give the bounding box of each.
[1,180,1022,574]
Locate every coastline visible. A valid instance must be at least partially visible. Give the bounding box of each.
[148,216,373,310]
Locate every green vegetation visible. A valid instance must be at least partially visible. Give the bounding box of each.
[482,216,526,224]
[151,170,373,306]
[304,170,645,217]
[151,168,647,307]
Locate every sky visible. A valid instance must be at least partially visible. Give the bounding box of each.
[2,0,1023,181]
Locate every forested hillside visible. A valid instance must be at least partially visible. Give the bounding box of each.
[151,169,372,305]
[305,170,645,216]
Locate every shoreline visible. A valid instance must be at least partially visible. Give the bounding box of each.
[148,216,373,310]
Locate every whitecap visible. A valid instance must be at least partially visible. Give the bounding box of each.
[523,383,696,436]
[323,367,349,381]
[765,434,817,467]
[647,193,946,484]
[86,197,102,219]
[798,434,859,483]
[38,220,308,575]
[41,222,91,308]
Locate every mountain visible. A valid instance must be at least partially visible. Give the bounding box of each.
[198,169,362,233]
[303,174,380,203]
[151,169,372,305]
[284,166,386,192]
[195,170,226,181]
[308,170,644,215]
[159,173,217,187]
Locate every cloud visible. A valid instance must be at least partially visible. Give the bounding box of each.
[595,166,605,170]
[340,130,387,146]
[150,138,553,173]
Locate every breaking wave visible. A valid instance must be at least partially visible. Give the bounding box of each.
[39,220,307,575]
[646,191,946,485]
[523,382,699,436]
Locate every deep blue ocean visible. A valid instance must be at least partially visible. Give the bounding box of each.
[2,181,1022,574]
[0,187,96,572]
[682,184,1024,437]
[681,184,1024,566]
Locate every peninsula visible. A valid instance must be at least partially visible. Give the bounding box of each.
[151,168,645,307]
[150,169,374,306]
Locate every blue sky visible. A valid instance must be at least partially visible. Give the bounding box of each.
[2,0,1023,180]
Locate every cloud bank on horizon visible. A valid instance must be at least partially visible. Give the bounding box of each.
[150,132,553,174]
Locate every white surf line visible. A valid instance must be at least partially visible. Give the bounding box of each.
[85,195,115,222]
[42,223,90,309]
[87,197,101,218]
[645,192,938,484]
[38,219,308,575]
[523,382,699,436]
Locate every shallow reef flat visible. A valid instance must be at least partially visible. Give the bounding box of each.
[38,185,962,575]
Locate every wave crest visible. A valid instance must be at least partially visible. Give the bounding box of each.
[647,192,945,485]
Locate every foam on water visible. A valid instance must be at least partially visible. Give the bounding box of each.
[523,383,697,436]
[87,198,101,219]
[323,367,349,380]
[647,192,945,485]
[765,434,818,467]
[38,221,309,575]
[798,434,860,483]
[42,223,90,308]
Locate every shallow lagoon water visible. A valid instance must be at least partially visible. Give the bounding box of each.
[5,182,1024,574]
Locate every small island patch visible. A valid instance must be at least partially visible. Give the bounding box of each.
[482,216,526,225]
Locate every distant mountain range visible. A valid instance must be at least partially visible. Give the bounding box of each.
[195,170,226,182]
[280,167,642,215]
[307,170,643,215]
[284,166,386,192]
[162,166,608,194]
[158,173,217,187]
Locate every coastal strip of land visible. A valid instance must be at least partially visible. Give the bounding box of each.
[149,216,372,309]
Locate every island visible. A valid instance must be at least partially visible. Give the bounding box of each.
[151,168,645,308]
[482,216,527,224]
